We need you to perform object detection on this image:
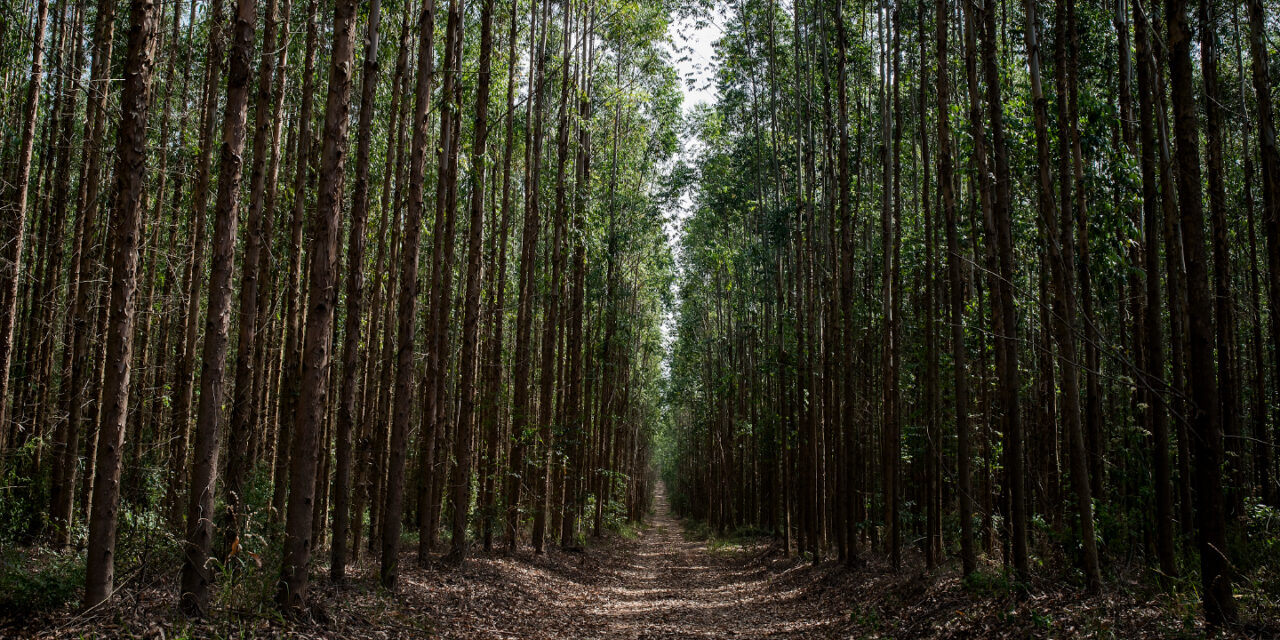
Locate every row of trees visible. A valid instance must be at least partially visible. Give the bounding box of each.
[0,0,678,616]
[662,0,1277,627]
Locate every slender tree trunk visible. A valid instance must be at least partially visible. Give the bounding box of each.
[508,0,552,551]
[251,0,294,476]
[277,0,357,612]
[56,0,119,530]
[533,0,574,554]
[272,0,321,520]
[224,0,285,538]
[1199,0,1242,520]
[48,0,95,544]
[332,0,383,582]
[561,10,593,549]
[381,0,435,589]
[361,7,412,559]
[1235,3,1274,507]
[835,0,861,564]
[1134,0,1177,578]
[938,0,974,578]
[1246,0,1280,508]
[978,0,1028,580]
[178,0,257,616]
[0,0,48,436]
[1167,0,1237,623]
[1025,0,1102,591]
[27,2,79,488]
[167,0,230,526]
[83,0,160,607]
[481,0,520,552]
[447,0,494,562]
[419,0,465,558]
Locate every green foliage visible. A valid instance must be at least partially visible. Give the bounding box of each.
[207,467,286,615]
[0,548,84,615]
[848,603,883,632]
[0,438,53,542]
[1227,500,1280,622]
[961,569,1015,598]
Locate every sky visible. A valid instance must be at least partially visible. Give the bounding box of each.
[672,10,723,118]
[665,7,724,252]
[660,7,724,355]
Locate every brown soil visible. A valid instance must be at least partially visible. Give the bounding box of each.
[9,489,1270,638]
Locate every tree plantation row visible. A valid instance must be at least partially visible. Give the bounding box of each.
[0,0,678,618]
[663,0,1278,629]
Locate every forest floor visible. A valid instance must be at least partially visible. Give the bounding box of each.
[7,490,1275,638]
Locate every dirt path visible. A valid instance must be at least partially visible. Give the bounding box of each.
[576,488,842,639]
[360,486,846,639]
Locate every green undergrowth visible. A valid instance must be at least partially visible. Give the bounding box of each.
[677,518,772,556]
[0,547,84,616]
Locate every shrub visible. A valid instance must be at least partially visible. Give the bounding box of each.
[0,548,84,616]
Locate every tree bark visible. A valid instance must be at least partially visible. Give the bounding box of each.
[332,0,383,582]
[83,0,160,607]
[277,0,358,612]
[272,0,321,520]
[0,0,48,437]
[1246,0,1280,509]
[381,0,435,589]
[167,0,230,527]
[178,0,256,616]
[508,0,552,551]
[447,0,495,563]
[481,0,520,552]
[224,0,285,538]
[979,0,1028,580]
[1167,0,1237,623]
[1025,0,1101,591]
[1134,0,1177,578]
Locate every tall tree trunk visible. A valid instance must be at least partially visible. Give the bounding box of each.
[1200,0,1242,520]
[420,0,465,558]
[360,6,412,559]
[272,0,321,519]
[1134,0,1177,578]
[277,0,357,612]
[481,0,520,552]
[26,2,78,486]
[332,0,383,582]
[835,0,861,563]
[47,0,93,544]
[534,0,574,554]
[561,9,593,549]
[168,0,229,526]
[83,0,160,607]
[381,0,435,589]
[1167,0,1237,623]
[508,0,552,551]
[448,0,495,563]
[224,0,285,537]
[939,0,974,578]
[0,0,48,436]
[980,0,1028,580]
[1025,0,1101,592]
[1235,2,1274,507]
[1246,0,1280,508]
[56,0,118,531]
[251,0,294,477]
[178,0,256,616]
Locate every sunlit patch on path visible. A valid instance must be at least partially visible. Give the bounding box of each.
[578,490,844,638]
[365,487,847,639]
